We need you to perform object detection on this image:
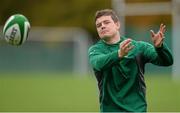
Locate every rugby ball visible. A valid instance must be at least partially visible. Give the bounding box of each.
[3,14,30,46]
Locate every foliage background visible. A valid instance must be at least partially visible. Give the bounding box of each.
[0,0,179,112]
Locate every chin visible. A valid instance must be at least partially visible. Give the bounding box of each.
[101,34,111,38]
[100,36,111,40]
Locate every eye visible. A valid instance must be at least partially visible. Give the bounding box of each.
[104,21,110,25]
[96,23,101,28]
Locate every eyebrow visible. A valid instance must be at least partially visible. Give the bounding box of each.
[96,20,111,26]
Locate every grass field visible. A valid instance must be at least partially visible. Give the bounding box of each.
[0,73,180,112]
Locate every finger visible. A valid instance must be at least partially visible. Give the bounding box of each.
[160,23,164,31]
[150,30,155,37]
[126,45,134,51]
[122,40,132,49]
[160,24,166,33]
[159,32,163,38]
[159,32,165,38]
[124,45,134,54]
[120,39,131,48]
[162,25,166,33]
[160,23,165,30]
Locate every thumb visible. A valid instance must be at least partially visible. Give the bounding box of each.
[150,30,155,37]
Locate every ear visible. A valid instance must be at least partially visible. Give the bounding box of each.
[115,21,120,30]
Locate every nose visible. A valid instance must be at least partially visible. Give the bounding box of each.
[101,23,106,30]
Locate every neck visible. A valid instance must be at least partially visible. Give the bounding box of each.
[103,32,121,44]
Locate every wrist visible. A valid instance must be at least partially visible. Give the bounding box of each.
[118,50,123,58]
[155,43,163,48]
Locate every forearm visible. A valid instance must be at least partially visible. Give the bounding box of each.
[89,50,120,71]
[153,43,173,66]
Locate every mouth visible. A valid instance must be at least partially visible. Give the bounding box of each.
[101,30,108,35]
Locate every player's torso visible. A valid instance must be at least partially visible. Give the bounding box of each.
[96,39,147,112]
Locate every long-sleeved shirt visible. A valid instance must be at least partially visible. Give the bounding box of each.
[88,36,173,112]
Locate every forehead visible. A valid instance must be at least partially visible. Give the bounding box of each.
[96,16,113,24]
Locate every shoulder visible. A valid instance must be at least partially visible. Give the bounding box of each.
[88,40,104,52]
[133,40,153,47]
[131,40,155,54]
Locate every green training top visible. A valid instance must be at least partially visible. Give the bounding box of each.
[88,36,173,112]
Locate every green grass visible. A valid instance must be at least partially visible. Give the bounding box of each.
[0,73,180,112]
[146,75,180,112]
[0,73,99,112]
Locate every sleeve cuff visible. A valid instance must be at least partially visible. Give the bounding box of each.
[111,50,121,61]
[155,43,165,51]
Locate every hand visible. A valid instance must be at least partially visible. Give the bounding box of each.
[150,23,166,48]
[118,38,134,58]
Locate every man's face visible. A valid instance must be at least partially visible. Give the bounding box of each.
[95,15,120,39]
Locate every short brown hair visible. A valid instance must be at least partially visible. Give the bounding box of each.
[95,9,119,23]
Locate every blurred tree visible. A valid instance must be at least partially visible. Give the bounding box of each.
[126,0,170,3]
[0,0,111,38]
[0,0,171,40]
